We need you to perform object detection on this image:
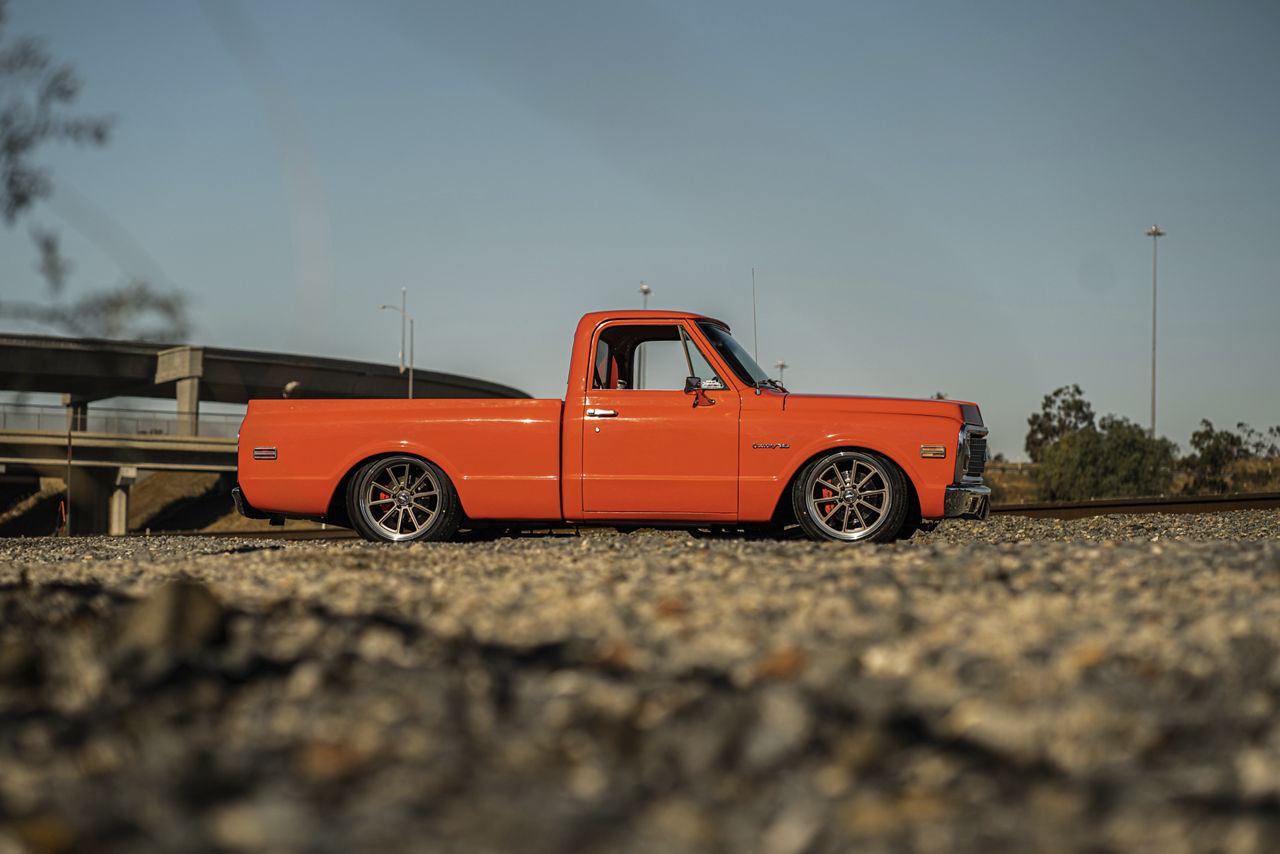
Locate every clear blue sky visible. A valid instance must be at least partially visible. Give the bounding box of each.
[3,0,1278,459]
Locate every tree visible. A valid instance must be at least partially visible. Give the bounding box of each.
[1033,414,1177,501]
[1236,422,1280,458]
[1182,420,1246,494]
[0,0,187,340]
[0,1,110,224]
[1181,420,1280,495]
[1025,384,1095,462]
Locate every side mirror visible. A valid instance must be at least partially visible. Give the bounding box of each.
[684,376,716,407]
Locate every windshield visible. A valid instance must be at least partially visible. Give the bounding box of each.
[697,321,772,387]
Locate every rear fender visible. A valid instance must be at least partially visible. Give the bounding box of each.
[325,441,468,517]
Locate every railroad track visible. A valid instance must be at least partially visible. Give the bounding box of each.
[157,493,1280,538]
[160,527,359,540]
[992,492,1280,520]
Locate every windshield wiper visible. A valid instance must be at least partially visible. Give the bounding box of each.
[757,377,788,393]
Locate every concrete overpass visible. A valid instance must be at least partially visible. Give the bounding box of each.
[0,421,237,535]
[1,332,528,433]
[0,333,530,534]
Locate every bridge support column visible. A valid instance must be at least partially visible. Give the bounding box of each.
[177,377,200,437]
[68,466,139,536]
[156,346,205,437]
[109,467,138,536]
[68,467,111,535]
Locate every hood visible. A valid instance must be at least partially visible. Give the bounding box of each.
[782,393,983,426]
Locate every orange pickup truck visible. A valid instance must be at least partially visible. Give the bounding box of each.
[233,310,990,543]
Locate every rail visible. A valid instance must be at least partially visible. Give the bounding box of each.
[991,492,1280,519]
[170,495,1280,539]
[0,403,242,439]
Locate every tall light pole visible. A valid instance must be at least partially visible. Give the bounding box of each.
[638,282,651,388]
[1145,225,1165,437]
[774,360,788,385]
[398,286,406,372]
[380,297,415,399]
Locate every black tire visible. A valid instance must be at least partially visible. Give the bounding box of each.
[894,487,923,541]
[791,450,908,543]
[345,455,461,543]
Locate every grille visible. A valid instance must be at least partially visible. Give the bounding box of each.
[966,434,987,478]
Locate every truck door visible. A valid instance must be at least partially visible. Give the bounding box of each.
[581,322,739,517]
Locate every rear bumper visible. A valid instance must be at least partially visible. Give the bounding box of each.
[231,485,270,520]
[945,484,991,520]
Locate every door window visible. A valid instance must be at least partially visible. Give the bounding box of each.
[594,324,723,390]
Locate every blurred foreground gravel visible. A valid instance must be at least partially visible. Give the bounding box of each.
[2,510,1279,853]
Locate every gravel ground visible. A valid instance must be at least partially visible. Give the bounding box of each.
[1,511,1279,853]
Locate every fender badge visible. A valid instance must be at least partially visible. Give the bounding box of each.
[752,443,790,450]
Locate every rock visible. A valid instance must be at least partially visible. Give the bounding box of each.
[0,513,1276,851]
[113,579,225,656]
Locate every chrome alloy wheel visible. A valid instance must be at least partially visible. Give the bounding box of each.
[357,456,443,541]
[802,451,895,541]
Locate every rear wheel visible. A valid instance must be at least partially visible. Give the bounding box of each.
[791,450,907,543]
[346,455,460,542]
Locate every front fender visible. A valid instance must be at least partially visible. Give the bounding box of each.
[740,415,963,521]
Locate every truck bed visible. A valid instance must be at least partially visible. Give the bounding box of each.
[237,398,565,521]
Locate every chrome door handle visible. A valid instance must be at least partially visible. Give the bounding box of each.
[586,408,618,418]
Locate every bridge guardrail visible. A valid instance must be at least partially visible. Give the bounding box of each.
[0,404,242,439]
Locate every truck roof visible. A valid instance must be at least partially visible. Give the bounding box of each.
[575,309,727,330]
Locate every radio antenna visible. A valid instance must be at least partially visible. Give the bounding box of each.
[751,267,759,363]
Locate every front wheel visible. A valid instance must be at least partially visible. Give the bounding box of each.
[346,455,461,542]
[791,450,907,543]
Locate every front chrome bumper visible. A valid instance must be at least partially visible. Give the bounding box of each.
[945,484,991,520]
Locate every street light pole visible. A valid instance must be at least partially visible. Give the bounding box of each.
[774,360,788,385]
[399,286,406,374]
[638,282,652,388]
[1145,225,1165,437]
[380,299,415,399]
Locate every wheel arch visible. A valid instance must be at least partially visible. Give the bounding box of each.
[325,448,469,527]
[769,443,921,530]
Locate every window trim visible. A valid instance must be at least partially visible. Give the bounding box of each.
[588,319,740,393]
